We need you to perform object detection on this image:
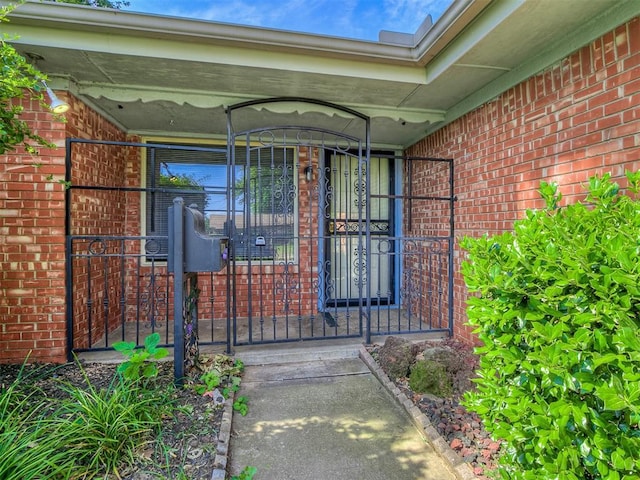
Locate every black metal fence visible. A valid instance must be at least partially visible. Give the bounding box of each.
[65,136,454,357]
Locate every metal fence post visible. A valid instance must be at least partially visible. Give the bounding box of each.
[171,198,185,387]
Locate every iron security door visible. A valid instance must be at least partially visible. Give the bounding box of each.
[324,153,393,307]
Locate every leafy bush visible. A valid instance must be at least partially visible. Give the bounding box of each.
[461,172,640,479]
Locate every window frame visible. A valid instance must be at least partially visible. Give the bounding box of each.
[141,138,300,265]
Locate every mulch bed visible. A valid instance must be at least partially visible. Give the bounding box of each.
[367,338,501,479]
[0,361,223,480]
[1,339,499,479]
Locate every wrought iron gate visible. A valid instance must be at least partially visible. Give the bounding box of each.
[65,101,455,357]
[225,98,370,345]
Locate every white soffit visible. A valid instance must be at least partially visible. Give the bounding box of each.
[5,0,635,147]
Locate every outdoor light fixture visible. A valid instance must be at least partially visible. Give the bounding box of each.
[304,165,313,182]
[42,80,70,114]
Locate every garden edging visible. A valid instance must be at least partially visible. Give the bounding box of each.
[359,345,480,480]
[210,392,234,480]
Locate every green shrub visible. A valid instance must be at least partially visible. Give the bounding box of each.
[409,359,453,397]
[54,370,168,477]
[461,171,640,479]
[0,367,78,479]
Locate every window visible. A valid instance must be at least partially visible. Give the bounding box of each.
[144,143,297,263]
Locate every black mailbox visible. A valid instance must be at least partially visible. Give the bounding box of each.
[168,202,228,273]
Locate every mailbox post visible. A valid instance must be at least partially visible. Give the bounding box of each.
[168,197,228,386]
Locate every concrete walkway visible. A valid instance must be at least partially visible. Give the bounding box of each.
[227,344,458,480]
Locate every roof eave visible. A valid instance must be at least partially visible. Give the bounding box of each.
[5,0,480,66]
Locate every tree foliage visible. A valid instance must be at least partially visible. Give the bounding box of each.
[1,0,130,155]
[47,0,130,8]
[0,3,52,154]
[461,172,640,479]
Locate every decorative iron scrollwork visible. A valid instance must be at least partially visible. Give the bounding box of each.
[140,272,167,330]
[274,261,299,314]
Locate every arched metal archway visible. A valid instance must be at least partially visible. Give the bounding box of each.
[225,97,372,345]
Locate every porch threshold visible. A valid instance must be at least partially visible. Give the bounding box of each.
[74,331,448,365]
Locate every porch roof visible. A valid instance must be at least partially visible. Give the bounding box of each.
[6,0,637,148]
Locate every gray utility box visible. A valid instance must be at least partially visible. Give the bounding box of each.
[168,202,228,273]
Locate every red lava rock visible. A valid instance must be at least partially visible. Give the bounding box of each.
[481,449,493,460]
[488,441,501,453]
[367,340,498,478]
[460,447,475,457]
[450,438,463,450]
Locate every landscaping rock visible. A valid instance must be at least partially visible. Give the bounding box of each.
[370,339,498,480]
[422,344,478,395]
[409,359,452,397]
[377,336,420,380]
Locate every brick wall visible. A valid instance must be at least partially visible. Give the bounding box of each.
[0,91,129,362]
[0,93,67,362]
[406,17,640,344]
[65,99,128,350]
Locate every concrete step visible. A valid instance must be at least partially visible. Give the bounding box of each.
[230,338,363,366]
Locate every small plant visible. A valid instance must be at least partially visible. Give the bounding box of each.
[409,359,452,397]
[233,396,249,416]
[54,370,166,476]
[190,354,245,398]
[231,465,257,480]
[195,369,222,395]
[224,373,243,398]
[113,332,169,382]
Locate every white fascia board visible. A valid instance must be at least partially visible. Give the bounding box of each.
[6,0,489,81]
[8,24,429,84]
[6,0,417,63]
[411,0,492,65]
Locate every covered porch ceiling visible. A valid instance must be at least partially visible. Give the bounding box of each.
[6,0,637,148]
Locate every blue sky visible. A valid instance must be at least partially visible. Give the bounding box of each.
[125,0,453,41]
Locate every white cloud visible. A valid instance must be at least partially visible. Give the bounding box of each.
[382,0,451,31]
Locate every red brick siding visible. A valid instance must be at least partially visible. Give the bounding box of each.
[1,94,67,362]
[406,17,640,344]
[0,91,129,362]
[65,97,128,350]
[402,159,452,331]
